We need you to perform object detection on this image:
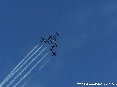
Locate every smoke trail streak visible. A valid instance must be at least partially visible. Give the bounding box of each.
[20,58,50,87]
[13,52,49,87]
[3,44,43,86]
[6,47,47,87]
[20,80,29,87]
[21,58,50,87]
[21,83,26,87]
[39,58,50,70]
[19,58,50,87]
[0,44,39,87]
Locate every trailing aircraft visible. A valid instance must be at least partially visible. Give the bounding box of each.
[54,42,57,47]
[52,52,56,56]
[50,45,55,51]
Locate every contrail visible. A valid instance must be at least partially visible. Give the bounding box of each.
[20,80,29,87]
[39,58,50,70]
[6,47,47,87]
[13,52,49,87]
[0,44,39,87]
[21,82,27,87]
[20,58,50,87]
[4,44,43,86]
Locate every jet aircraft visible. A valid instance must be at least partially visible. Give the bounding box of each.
[40,37,46,43]
[50,45,55,51]
[54,42,57,47]
[45,39,50,44]
[52,36,56,41]
[49,39,56,44]
[55,32,60,36]
[52,52,56,56]
[48,35,53,39]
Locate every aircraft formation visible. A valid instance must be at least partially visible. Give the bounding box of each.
[40,32,60,56]
[0,32,60,87]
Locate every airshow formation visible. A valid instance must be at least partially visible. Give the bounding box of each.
[40,32,60,56]
[0,32,60,87]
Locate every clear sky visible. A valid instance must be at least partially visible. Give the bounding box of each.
[0,0,117,87]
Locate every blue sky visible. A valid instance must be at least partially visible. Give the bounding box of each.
[0,0,117,87]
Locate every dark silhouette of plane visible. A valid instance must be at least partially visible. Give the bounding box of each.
[45,39,50,44]
[50,48,53,51]
[50,45,55,51]
[52,36,56,40]
[40,37,46,43]
[55,32,59,36]
[52,52,56,56]
[49,39,56,44]
[54,42,57,47]
[51,45,55,48]
[49,39,53,44]
[48,35,53,39]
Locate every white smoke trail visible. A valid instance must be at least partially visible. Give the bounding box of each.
[5,44,43,85]
[39,58,50,70]
[13,52,49,87]
[6,47,47,87]
[0,44,39,87]
[18,58,50,87]
[20,58,50,87]
[20,80,28,87]
[21,83,26,87]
